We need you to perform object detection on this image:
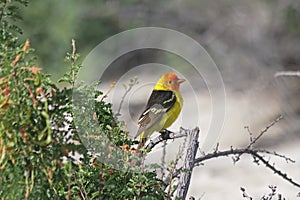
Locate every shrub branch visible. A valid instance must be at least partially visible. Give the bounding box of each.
[194,148,300,188]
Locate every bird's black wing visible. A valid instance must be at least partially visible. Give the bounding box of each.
[145,90,176,112]
[134,90,176,138]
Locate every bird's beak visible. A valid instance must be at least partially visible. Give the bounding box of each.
[177,79,185,84]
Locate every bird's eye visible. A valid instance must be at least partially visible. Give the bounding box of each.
[168,80,172,84]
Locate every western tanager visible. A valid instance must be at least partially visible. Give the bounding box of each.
[134,72,185,149]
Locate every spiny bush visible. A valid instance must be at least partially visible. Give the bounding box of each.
[0,1,165,199]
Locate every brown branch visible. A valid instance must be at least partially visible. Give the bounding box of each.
[175,127,200,199]
[194,148,300,188]
[145,127,189,150]
[23,83,38,107]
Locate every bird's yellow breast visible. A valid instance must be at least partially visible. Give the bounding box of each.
[162,91,183,128]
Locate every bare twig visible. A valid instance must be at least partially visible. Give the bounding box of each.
[257,149,295,163]
[240,187,253,200]
[275,71,300,78]
[242,185,287,200]
[193,148,300,188]
[244,126,253,143]
[235,115,283,161]
[249,115,283,148]
[264,185,277,200]
[175,127,200,199]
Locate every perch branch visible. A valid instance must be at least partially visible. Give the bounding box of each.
[145,127,189,150]
[175,127,200,199]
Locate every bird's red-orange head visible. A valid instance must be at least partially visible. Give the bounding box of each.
[155,72,185,91]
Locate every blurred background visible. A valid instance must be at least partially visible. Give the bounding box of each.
[19,0,300,199]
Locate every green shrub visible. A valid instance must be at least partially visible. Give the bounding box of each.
[0,1,165,199]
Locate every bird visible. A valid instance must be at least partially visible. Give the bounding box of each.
[134,72,185,149]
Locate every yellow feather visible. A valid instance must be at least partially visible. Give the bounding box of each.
[162,91,183,129]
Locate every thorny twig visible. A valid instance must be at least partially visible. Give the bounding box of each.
[193,148,300,188]
[166,143,299,190]
[256,149,295,163]
[244,126,253,143]
[241,185,286,200]
[240,187,253,200]
[249,115,283,148]
[263,185,277,200]
[235,115,283,162]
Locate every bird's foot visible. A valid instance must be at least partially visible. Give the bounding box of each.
[159,129,173,140]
